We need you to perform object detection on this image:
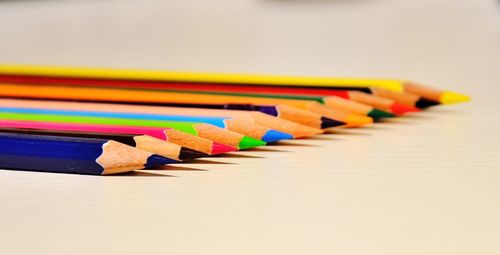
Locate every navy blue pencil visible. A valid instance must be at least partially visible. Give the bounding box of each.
[0,132,174,175]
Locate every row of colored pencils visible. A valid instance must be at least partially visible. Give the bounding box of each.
[0,65,470,175]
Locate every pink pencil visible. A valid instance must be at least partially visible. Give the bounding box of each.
[0,119,235,155]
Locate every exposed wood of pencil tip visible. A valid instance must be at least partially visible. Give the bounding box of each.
[163,129,214,155]
[304,101,373,127]
[407,82,470,104]
[133,135,182,161]
[402,81,442,102]
[370,87,420,107]
[246,111,323,138]
[223,118,269,139]
[98,140,153,175]
[194,123,244,148]
[274,105,324,129]
[322,96,373,116]
[0,124,183,160]
[347,91,394,111]
[304,101,349,120]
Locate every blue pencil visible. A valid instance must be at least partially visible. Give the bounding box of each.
[0,106,293,143]
[0,132,174,175]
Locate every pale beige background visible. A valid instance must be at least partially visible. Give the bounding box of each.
[0,0,499,254]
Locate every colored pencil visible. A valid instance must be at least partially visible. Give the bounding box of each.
[171,83,435,110]
[0,84,373,127]
[159,84,419,116]
[363,87,438,109]
[0,74,435,109]
[0,64,469,105]
[121,88,399,119]
[0,76,397,119]
[0,76,344,128]
[0,97,341,131]
[0,132,174,175]
[0,99,292,143]
[0,108,266,150]
[0,98,322,139]
[0,119,233,156]
[212,103,343,130]
[0,75,415,116]
[143,84,412,116]
[0,126,205,161]
[147,102,343,129]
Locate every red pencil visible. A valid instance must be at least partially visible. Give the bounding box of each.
[0,75,419,115]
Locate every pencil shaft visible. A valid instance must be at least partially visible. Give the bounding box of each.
[0,98,322,138]
[0,109,264,150]
[0,65,405,90]
[0,127,191,161]
[0,75,412,116]
[0,97,292,142]
[0,84,371,127]
[0,65,469,104]
[0,97,339,131]
[0,105,200,135]
[0,118,225,155]
[0,132,169,175]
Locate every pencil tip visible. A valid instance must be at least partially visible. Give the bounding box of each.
[320,117,345,129]
[367,109,395,119]
[211,142,237,155]
[178,147,210,161]
[415,98,440,108]
[262,129,294,143]
[345,114,374,127]
[238,136,266,150]
[441,91,470,104]
[389,103,420,115]
[145,154,177,168]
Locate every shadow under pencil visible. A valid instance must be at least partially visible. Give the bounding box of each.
[188,159,236,165]
[210,153,266,158]
[113,171,178,177]
[157,165,209,171]
[272,141,320,147]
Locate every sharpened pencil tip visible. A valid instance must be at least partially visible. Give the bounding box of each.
[389,103,420,115]
[344,114,373,127]
[367,109,395,120]
[320,117,345,129]
[415,98,440,108]
[145,154,178,168]
[440,91,470,104]
[211,142,237,155]
[178,147,210,161]
[262,129,294,143]
[238,136,266,150]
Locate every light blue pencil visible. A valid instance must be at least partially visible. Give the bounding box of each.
[0,106,292,143]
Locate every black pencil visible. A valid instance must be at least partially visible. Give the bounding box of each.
[0,127,208,161]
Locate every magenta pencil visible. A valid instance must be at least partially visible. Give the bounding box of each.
[0,119,235,155]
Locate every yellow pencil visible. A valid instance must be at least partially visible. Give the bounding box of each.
[0,64,470,104]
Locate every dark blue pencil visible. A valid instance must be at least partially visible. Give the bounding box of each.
[0,132,175,175]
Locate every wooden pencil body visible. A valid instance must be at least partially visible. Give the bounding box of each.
[0,132,165,175]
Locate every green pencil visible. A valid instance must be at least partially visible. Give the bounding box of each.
[158,89,396,119]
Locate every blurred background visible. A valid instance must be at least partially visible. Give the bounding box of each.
[0,0,498,97]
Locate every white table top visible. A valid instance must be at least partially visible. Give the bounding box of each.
[0,0,499,254]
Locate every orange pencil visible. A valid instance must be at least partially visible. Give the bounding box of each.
[0,98,323,139]
[0,83,373,127]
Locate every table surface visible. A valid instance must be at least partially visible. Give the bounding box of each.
[0,0,499,254]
